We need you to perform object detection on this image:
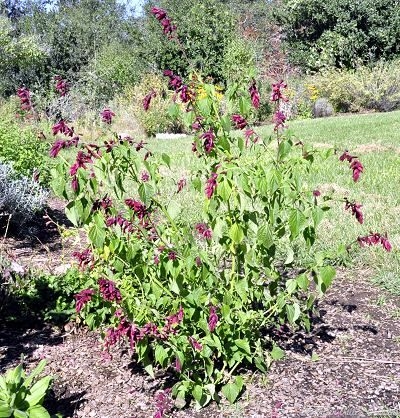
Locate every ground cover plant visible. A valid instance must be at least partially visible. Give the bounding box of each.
[39,8,395,416]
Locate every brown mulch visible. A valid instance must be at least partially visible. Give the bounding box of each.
[1,202,400,418]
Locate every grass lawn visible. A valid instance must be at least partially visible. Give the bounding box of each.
[147,111,400,294]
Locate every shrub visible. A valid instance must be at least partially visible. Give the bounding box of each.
[0,163,49,226]
[121,73,183,136]
[48,7,392,412]
[0,104,51,183]
[312,60,400,112]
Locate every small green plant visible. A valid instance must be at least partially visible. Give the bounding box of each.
[0,359,54,418]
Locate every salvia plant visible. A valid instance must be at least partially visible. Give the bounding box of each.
[42,7,392,415]
[0,359,54,418]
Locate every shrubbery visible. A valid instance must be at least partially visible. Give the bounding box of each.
[0,163,49,226]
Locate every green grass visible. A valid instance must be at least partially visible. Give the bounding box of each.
[146,112,400,294]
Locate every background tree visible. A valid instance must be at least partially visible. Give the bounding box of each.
[275,0,400,71]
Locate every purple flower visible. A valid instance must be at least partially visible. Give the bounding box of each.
[195,256,202,267]
[69,151,92,176]
[52,119,74,137]
[100,108,115,124]
[92,195,113,213]
[125,199,147,220]
[160,18,176,35]
[168,251,177,261]
[195,223,212,240]
[180,85,194,103]
[106,215,134,233]
[98,278,122,302]
[205,172,218,199]
[150,7,167,20]
[143,90,156,111]
[201,129,215,153]
[74,288,95,313]
[17,87,32,111]
[273,110,286,131]
[72,248,93,269]
[232,114,247,130]
[357,233,392,252]
[177,177,186,193]
[188,336,203,351]
[208,305,219,332]
[49,136,79,158]
[271,80,288,102]
[339,151,364,182]
[163,70,182,91]
[141,171,150,182]
[344,200,364,224]
[54,75,68,96]
[71,176,78,192]
[313,190,321,197]
[249,80,260,109]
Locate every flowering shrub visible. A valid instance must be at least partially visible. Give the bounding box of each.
[48,8,392,413]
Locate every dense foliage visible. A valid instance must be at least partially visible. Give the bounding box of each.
[276,0,400,71]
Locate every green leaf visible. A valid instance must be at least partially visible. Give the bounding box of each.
[144,364,154,379]
[154,345,168,368]
[167,200,181,220]
[289,210,306,240]
[138,183,154,206]
[217,179,232,201]
[5,364,22,385]
[27,405,51,418]
[285,278,297,294]
[270,345,285,360]
[167,103,181,119]
[296,274,309,290]
[13,410,28,418]
[257,224,273,248]
[286,303,301,324]
[88,223,106,249]
[234,339,251,355]
[229,223,244,244]
[319,266,336,290]
[25,376,52,407]
[221,376,244,404]
[0,404,12,418]
[22,361,46,389]
[161,153,171,168]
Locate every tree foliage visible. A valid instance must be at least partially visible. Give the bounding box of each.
[276,0,400,71]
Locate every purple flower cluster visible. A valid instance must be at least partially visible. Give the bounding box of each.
[249,80,260,109]
[72,248,93,269]
[232,114,247,130]
[273,110,286,131]
[188,336,203,351]
[357,233,392,252]
[143,90,156,111]
[49,136,79,158]
[17,87,32,111]
[100,108,115,124]
[55,75,68,96]
[201,129,215,153]
[339,151,364,182]
[162,306,184,337]
[195,223,212,240]
[98,278,122,302]
[125,199,147,220]
[177,177,186,193]
[151,7,176,36]
[271,80,288,102]
[208,305,219,332]
[344,199,364,224]
[74,288,95,313]
[69,151,92,176]
[92,195,113,213]
[106,214,134,233]
[205,172,218,199]
[52,119,74,137]
[163,69,194,103]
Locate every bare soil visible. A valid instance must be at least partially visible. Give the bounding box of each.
[1,202,400,418]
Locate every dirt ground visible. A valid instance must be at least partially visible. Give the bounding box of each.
[1,202,400,418]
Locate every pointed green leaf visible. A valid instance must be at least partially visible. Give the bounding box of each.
[221,376,244,404]
[25,376,52,407]
[27,405,50,418]
[229,223,244,244]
